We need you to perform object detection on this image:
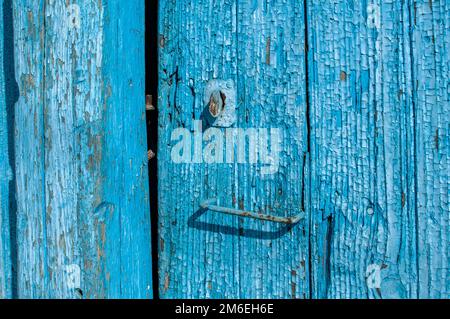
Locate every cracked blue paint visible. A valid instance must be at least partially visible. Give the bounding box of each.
[0,0,448,299]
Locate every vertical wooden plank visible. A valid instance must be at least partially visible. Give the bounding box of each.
[236,0,309,298]
[411,0,449,299]
[158,0,240,298]
[308,0,419,298]
[71,1,109,298]
[13,0,47,298]
[43,0,81,299]
[102,0,152,298]
[13,0,151,298]
[0,0,13,299]
[158,0,309,298]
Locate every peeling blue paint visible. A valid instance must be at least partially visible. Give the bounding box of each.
[0,0,448,300]
[158,0,448,299]
[0,0,152,299]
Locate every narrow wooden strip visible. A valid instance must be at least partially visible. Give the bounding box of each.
[236,0,309,298]
[0,0,13,299]
[13,0,47,298]
[158,0,240,298]
[102,0,152,298]
[411,0,449,298]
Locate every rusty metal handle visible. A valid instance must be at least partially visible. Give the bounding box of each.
[199,198,304,225]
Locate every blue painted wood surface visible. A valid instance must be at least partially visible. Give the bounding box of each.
[308,0,448,299]
[0,0,448,299]
[158,0,308,299]
[0,0,13,299]
[0,0,152,298]
[308,0,418,299]
[158,0,448,299]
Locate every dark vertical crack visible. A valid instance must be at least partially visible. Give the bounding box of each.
[3,0,19,299]
[407,0,421,298]
[304,3,311,155]
[146,0,160,299]
[303,0,314,299]
[324,215,333,294]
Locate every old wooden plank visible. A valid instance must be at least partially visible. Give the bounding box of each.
[411,0,449,299]
[158,0,240,298]
[308,0,419,298]
[102,0,152,298]
[70,1,109,298]
[0,0,13,299]
[13,0,47,298]
[43,0,82,299]
[158,0,309,298]
[235,0,309,298]
[13,0,151,298]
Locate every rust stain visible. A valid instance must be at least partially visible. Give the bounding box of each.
[164,273,170,292]
[340,71,347,81]
[27,11,35,36]
[238,198,244,210]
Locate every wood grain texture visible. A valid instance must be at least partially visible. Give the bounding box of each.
[11,0,151,298]
[158,0,309,298]
[101,0,152,298]
[308,0,448,299]
[235,0,309,299]
[0,0,13,299]
[158,0,241,298]
[0,0,447,300]
[159,0,448,299]
[411,0,449,298]
[13,0,47,298]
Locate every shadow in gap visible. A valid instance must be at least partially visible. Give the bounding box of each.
[3,0,19,299]
[146,0,159,299]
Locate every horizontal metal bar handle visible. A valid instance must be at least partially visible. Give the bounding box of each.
[200,198,304,225]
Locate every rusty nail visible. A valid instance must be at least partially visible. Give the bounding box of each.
[146,95,155,111]
[148,149,155,160]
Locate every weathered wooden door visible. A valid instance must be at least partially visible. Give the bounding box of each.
[158,0,309,298]
[0,0,152,298]
[158,0,448,299]
[1,0,448,300]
